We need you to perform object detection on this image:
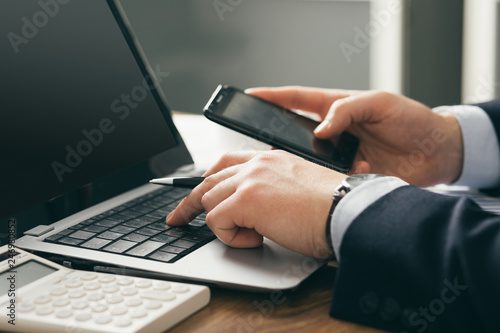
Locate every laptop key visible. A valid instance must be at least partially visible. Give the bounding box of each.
[125,241,164,257]
[95,219,122,228]
[106,214,130,222]
[55,229,74,236]
[160,246,186,255]
[58,237,84,246]
[119,210,143,219]
[122,233,149,243]
[103,240,137,253]
[80,238,112,250]
[130,205,154,214]
[122,220,147,228]
[44,233,64,243]
[148,222,171,231]
[145,212,166,219]
[97,231,124,240]
[166,228,187,237]
[136,227,161,237]
[151,234,178,244]
[82,225,107,233]
[171,239,197,249]
[69,231,96,240]
[79,219,96,226]
[68,222,90,230]
[110,226,135,234]
[134,216,158,224]
[148,251,177,263]
[182,234,210,242]
[186,228,214,237]
[188,219,206,227]
[140,200,165,209]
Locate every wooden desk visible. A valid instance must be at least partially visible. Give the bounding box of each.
[170,264,385,333]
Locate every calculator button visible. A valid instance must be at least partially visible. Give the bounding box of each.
[135,280,152,288]
[121,287,138,296]
[53,298,70,307]
[72,300,89,310]
[115,317,133,327]
[65,280,83,288]
[91,304,109,313]
[106,294,124,304]
[84,282,101,291]
[55,309,73,319]
[153,282,171,290]
[130,308,148,318]
[116,277,134,286]
[87,292,105,302]
[34,295,52,304]
[145,300,162,310]
[95,315,112,325]
[36,305,54,316]
[172,285,190,294]
[80,272,98,281]
[102,284,120,293]
[98,275,116,284]
[75,312,93,322]
[17,302,34,313]
[125,298,143,307]
[111,306,128,316]
[50,287,68,296]
[140,290,176,302]
[68,290,86,299]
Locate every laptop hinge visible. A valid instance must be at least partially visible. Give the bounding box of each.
[24,225,54,237]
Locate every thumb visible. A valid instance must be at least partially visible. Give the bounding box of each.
[314,98,354,139]
[314,91,386,139]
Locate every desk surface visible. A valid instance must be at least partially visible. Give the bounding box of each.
[171,114,386,332]
[170,264,384,333]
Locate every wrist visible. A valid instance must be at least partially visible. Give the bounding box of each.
[325,174,388,260]
[435,112,464,184]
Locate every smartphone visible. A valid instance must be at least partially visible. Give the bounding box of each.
[203,85,359,172]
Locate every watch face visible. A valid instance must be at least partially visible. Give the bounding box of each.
[343,174,387,189]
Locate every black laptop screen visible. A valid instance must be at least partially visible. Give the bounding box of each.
[0,1,184,221]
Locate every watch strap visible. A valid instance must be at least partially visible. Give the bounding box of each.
[325,185,351,257]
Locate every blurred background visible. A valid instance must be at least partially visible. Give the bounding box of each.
[119,0,500,114]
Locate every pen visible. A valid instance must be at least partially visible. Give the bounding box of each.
[149,176,205,188]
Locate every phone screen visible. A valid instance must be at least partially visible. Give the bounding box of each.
[205,86,358,171]
[223,92,323,151]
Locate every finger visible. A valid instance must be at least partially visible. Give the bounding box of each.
[166,165,240,226]
[203,151,260,177]
[349,160,370,175]
[245,86,355,119]
[206,199,263,248]
[200,175,237,213]
[314,91,389,139]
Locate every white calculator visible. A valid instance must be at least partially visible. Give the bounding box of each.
[0,245,210,333]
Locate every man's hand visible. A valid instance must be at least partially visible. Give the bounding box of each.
[167,150,345,258]
[246,87,463,187]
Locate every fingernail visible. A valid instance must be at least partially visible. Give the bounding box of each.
[166,212,172,224]
[314,122,326,134]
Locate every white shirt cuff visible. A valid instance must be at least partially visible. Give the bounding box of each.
[330,177,408,261]
[433,105,500,189]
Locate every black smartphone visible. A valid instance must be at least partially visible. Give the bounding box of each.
[203,85,359,172]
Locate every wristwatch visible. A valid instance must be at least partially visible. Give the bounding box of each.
[325,174,388,252]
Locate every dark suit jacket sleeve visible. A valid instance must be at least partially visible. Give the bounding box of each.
[330,99,500,333]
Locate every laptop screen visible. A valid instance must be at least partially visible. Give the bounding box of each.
[0,1,191,227]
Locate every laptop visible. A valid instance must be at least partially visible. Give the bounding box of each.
[1,0,324,291]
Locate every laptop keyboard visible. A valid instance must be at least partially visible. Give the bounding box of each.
[43,187,215,263]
